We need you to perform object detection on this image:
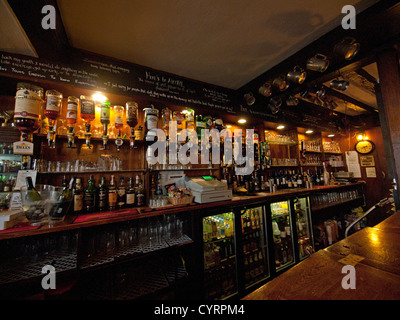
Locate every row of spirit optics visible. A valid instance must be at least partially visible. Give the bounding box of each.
[243,37,360,112]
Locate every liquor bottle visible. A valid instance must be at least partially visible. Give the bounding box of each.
[80,95,96,148]
[135,175,145,206]
[45,90,63,148]
[14,82,43,141]
[126,101,139,148]
[108,175,118,210]
[66,96,78,148]
[204,115,213,130]
[25,176,41,201]
[117,176,126,208]
[100,101,110,150]
[143,105,159,142]
[114,105,125,151]
[73,178,84,214]
[297,171,303,188]
[98,176,108,211]
[185,109,195,131]
[84,175,96,213]
[214,117,223,131]
[126,177,136,207]
[196,114,205,141]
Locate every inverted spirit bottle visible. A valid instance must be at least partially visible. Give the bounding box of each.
[126,101,138,149]
[45,90,62,148]
[66,96,78,148]
[114,105,124,151]
[80,95,95,148]
[14,82,43,141]
[100,101,110,150]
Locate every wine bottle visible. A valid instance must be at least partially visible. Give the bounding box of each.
[84,175,96,213]
[25,176,41,201]
[98,176,108,211]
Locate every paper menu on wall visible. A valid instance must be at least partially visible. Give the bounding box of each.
[345,151,362,178]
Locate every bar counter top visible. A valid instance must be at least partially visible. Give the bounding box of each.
[242,211,400,300]
[0,182,365,240]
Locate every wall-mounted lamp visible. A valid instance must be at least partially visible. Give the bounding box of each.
[287,66,307,84]
[334,37,360,60]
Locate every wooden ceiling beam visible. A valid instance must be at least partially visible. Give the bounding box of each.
[322,85,378,114]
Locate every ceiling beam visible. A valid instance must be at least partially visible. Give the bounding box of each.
[355,68,378,86]
[7,0,71,62]
[322,85,378,114]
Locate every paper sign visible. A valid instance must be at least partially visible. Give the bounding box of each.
[338,254,365,266]
[345,151,362,178]
[360,155,375,167]
[9,192,23,210]
[14,170,37,190]
[365,167,377,178]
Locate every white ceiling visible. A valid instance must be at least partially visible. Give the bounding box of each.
[56,0,379,90]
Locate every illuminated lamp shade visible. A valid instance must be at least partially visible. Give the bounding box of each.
[305,130,314,134]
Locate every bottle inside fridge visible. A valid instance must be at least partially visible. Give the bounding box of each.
[294,197,314,260]
[270,200,294,271]
[241,206,269,288]
[202,212,237,300]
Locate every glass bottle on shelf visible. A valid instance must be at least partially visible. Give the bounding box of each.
[66,96,79,148]
[126,101,139,148]
[114,105,124,151]
[135,175,145,206]
[80,95,96,148]
[45,90,63,148]
[100,101,111,150]
[108,175,118,210]
[161,107,172,138]
[98,176,108,211]
[185,109,195,131]
[126,177,136,207]
[117,176,126,209]
[14,82,43,142]
[73,178,84,214]
[84,175,96,213]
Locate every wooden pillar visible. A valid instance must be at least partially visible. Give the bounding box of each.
[376,48,400,209]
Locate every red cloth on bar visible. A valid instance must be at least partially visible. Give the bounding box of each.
[73,209,138,223]
[0,223,40,234]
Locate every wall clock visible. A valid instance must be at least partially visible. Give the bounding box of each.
[355,140,375,154]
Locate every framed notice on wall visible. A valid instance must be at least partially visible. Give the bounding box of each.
[360,155,375,167]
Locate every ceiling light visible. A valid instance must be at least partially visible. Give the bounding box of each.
[238,118,247,124]
[328,134,335,137]
[330,79,350,91]
[92,92,108,103]
[334,37,360,60]
[305,130,314,134]
[277,125,285,130]
[226,124,232,128]
[307,53,329,72]
[287,66,307,84]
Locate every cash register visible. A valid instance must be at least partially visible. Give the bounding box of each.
[184,176,232,203]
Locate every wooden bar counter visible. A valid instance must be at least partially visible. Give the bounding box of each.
[243,211,400,300]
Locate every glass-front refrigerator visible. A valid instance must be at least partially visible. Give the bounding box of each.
[202,212,237,300]
[240,205,269,289]
[270,200,295,272]
[293,197,314,260]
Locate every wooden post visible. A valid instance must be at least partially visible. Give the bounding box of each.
[376,48,400,209]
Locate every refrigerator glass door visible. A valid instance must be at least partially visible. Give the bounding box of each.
[202,212,237,300]
[294,197,313,260]
[270,200,295,271]
[241,206,269,289]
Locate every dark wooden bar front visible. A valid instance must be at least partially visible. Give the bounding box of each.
[243,211,400,300]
